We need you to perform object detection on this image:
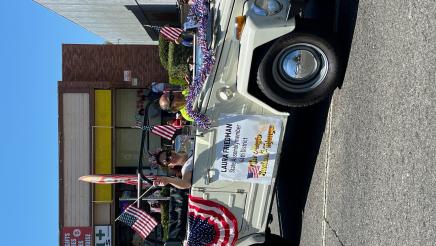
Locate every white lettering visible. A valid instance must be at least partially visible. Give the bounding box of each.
[64,233,70,246]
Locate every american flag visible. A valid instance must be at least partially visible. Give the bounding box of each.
[160,26,183,42]
[118,205,158,239]
[78,174,153,187]
[247,165,260,178]
[144,25,183,42]
[188,195,239,246]
[143,124,177,140]
[143,24,161,34]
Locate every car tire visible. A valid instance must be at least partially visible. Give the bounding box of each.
[257,32,339,107]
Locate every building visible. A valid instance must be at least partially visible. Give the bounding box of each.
[59,44,170,245]
[34,0,179,44]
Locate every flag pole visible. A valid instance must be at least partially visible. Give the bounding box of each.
[137,173,141,208]
[115,185,155,222]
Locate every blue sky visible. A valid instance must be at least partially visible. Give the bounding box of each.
[0,1,103,245]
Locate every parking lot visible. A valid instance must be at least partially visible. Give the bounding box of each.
[271,0,435,245]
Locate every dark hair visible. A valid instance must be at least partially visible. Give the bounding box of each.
[154,150,183,177]
[153,150,166,166]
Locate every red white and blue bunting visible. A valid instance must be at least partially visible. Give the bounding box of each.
[187,195,239,246]
[185,0,215,129]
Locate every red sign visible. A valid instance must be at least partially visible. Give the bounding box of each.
[61,227,92,246]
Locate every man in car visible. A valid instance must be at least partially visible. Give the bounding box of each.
[159,90,193,122]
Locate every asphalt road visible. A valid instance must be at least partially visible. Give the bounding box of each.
[270,0,435,245]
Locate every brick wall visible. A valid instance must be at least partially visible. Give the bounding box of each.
[62,44,168,87]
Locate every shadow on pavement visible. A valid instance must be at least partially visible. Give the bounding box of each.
[275,98,331,245]
[272,0,360,244]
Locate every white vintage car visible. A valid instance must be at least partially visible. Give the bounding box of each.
[171,0,339,245]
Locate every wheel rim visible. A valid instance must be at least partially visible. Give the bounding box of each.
[273,43,329,93]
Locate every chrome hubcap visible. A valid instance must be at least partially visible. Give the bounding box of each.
[281,49,319,80]
[273,43,328,93]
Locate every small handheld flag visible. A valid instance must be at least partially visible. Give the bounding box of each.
[143,25,184,43]
[160,26,184,42]
[143,124,177,140]
[118,205,158,239]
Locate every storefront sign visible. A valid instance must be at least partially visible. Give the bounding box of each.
[94,225,111,246]
[61,227,92,246]
[213,115,282,184]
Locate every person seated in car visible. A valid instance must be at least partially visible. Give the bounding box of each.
[152,150,193,189]
[159,90,194,122]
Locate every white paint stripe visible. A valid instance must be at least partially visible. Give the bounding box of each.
[322,96,334,246]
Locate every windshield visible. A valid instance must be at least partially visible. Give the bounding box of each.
[119,98,194,245]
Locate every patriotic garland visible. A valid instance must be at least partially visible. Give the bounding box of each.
[185,0,215,129]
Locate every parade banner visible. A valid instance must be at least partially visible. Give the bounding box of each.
[61,227,92,246]
[213,115,282,184]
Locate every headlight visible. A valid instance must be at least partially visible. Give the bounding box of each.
[234,16,246,40]
[252,0,283,16]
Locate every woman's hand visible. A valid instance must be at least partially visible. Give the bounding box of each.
[168,163,178,169]
[153,176,169,186]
